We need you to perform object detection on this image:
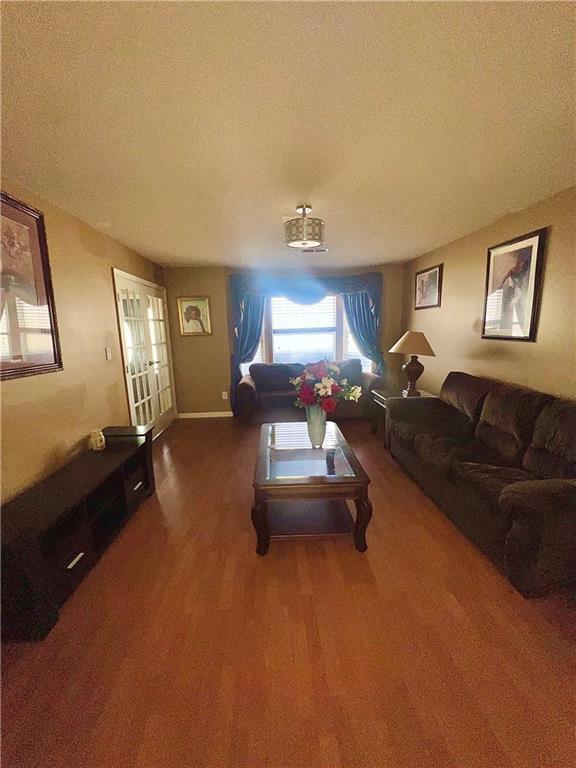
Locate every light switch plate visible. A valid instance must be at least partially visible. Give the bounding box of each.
[221,391,228,400]
[105,347,112,360]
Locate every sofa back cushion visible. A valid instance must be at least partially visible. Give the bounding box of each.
[249,363,304,392]
[474,384,552,467]
[522,398,576,479]
[331,358,363,385]
[440,372,495,422]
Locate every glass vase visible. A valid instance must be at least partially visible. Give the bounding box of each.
[306,405,327,448]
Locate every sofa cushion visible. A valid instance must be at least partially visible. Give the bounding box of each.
[249,363,304,392]
[390,421,421,448]
[522,399,576,479]
[258,389,299,407]
[413,434,470,476]
[451,461,535,507]
[440,372,495,421]
[473,384,552,467]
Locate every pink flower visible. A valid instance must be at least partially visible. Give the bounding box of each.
[331,383,341,395]
[307,362,328,380]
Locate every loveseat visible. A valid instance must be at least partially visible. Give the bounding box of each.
[386,371,576,597]
[237,359,383,421]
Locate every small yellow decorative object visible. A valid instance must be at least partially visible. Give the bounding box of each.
[89,429,106,452]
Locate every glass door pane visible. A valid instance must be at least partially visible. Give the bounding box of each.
[146,293,174,419]
[114,271,176,435]
[118,287,156,427]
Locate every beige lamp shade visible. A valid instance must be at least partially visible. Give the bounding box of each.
[388,331,435,356]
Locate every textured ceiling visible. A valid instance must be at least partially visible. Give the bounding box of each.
[2,2,574,268]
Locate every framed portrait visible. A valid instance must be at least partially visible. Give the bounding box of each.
[0,192,62,380]
[481,228,546,341]
[177,296,212,336]
[415,263,443,309]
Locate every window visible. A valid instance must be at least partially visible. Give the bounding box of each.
[270,295,337,364]
[242,295,372,373]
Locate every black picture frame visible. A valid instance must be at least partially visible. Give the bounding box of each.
[0,192,63,380]
[414,263,443,309]
[481,228,547,342]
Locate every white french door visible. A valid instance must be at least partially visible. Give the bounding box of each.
[113,269,176,434]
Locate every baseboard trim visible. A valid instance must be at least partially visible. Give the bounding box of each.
[178,411,233,419]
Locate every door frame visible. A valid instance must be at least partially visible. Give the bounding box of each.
[112,268,178,436]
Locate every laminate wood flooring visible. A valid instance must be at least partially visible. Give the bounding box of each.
[2,419,575,768]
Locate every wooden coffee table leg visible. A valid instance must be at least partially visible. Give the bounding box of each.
[353,490,373,552]
[251,501,270,556]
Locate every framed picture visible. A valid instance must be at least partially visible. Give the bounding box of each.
[481,228,547,341]
[415,263,443,309]
[177,296,212,336]
[0,192,62,380]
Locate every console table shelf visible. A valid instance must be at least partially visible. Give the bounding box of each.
[1,426,155,642]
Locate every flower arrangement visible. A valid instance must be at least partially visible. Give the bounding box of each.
[290,360,362,413]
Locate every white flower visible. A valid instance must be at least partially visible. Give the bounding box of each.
[305,373,315,381]
[328,363,340,374]
[315,377,335,397]
[348,385,362,402]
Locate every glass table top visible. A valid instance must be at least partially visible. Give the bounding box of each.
[266,422,355,480]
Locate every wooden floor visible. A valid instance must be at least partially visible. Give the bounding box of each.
[2,419,576,768]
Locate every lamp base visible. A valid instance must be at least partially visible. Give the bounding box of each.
[402,355,424,398]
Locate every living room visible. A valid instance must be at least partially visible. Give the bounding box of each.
[1,3,575,767]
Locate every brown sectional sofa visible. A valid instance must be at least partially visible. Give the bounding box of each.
[386,372,576,597]
[236,359,383,421]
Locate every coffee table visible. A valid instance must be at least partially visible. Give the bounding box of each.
[252,421,373,555]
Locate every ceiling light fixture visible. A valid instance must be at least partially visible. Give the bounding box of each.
[284,204,324,249]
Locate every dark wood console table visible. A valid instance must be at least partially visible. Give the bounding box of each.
[1,426,154,642]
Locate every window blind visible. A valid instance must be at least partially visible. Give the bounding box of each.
[270,296,337,331]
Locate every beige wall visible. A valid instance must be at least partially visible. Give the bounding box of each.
[1,180,163,502]
[401,187,576,398]
[164,267,232,414]
[163,264,404,415]
[378,263,404,387]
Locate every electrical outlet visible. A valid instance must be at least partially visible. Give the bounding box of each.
[105,346,112,360]
[221,391,228,400]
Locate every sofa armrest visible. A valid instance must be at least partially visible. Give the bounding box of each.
[359,372,384,415]
[383,396,445,424]
[500,479,576,596]
[360,371,385,393]
[237,374,258,419]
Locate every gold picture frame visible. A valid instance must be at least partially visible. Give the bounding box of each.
[177,296,212,336]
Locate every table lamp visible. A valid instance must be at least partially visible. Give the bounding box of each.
[388,331,436,397]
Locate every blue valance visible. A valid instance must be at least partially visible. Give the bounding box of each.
[229,271,383,320]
